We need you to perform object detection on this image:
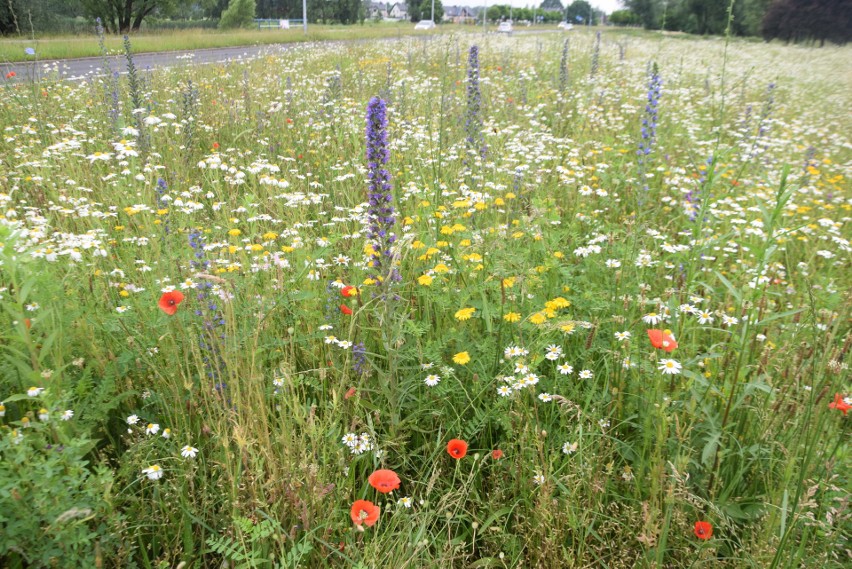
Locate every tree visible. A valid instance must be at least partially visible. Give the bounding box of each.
[81,0,191,33]
[1,0,84,35]
[565,0,597,25]
[540,0,564,11]
[219,0,257,28]
[610,9,640,25]
[763,0,852,45]
[622,0,660,29]
[409,0,444,22]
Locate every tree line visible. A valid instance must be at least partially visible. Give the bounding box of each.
[2,0,849,43]
[614,0,850,44]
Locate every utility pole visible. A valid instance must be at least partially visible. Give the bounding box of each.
[303,0,307,33]
[431,0,435,22]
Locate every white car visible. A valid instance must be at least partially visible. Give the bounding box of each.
[414,20,435,30]
[497,22,513,34]
[558,22,574,31]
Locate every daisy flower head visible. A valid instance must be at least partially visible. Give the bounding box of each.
[181,445,199,459]
[642,312,662,325]
[142,465,164,481]
[658,359,682,375]
[562,441,578,455]
[544,345,563,361]
[614,331,631,341]
[497,385,513,397]
[424,374,441,387]
[146,423,160,435]
[557,363,574,375]
[27,387,44,397]
[579,369,593,380]
[538,393,553,402]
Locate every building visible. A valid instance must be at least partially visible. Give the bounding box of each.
[388,2,409,20]
[443,6,475,24]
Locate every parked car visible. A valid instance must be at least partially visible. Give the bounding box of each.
[497,21,513,34]
[558,22,574,31]
[414,20,435,30]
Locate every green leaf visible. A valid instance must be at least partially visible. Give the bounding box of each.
[755,308,805,327]
[702,431,721,468]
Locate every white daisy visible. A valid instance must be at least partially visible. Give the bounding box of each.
[142,465,164,480]
[658,359,682,375]
[181,445,199,459]
[424,374,441,387]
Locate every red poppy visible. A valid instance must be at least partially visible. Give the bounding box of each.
[24,318,31,329]
[647,329,678,352]
[5,71,15,79]
[368,469,401,494]
[491,449,503,460]
[158,290,185,315]
[447,439,468,460]
[212,142,219,149]
[340,304,353,316]
[344,387,357,399]
[341,285,357,298]
[828,394,851,415]
[693,521,713,540]
[350,499,380,528]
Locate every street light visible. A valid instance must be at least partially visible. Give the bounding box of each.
[431,0,435,22]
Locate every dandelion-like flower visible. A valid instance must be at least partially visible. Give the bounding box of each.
[452,352,471,365]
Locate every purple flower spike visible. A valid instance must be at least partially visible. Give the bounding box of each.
[365,97,399,285]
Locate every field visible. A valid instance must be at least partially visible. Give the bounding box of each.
[0,22,469,63]
[0,27,850,568]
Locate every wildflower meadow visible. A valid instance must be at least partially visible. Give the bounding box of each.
[0,27,849,568]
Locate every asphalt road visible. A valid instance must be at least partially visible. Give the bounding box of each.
[0,29,558,83]
[0,43,297,83]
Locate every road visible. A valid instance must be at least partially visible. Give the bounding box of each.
[1,43,299,83]
[0,29,559,83]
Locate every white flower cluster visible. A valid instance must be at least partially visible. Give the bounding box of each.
[341,432,375,455]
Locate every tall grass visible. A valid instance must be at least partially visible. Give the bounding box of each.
[0,27,849,568]
[0,23,470,62]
